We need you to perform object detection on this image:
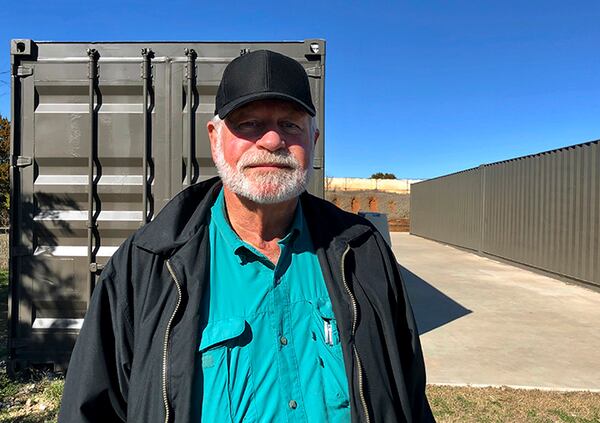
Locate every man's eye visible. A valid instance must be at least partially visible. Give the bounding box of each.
[237,121,262,131]
[281,121,303,134]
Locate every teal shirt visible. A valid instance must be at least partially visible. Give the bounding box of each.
[195,189,350,422]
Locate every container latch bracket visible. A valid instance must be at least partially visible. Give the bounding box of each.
[12,156,32,168]
[89,263,104,273]
[16,66,33,77]
[306,66,322,78]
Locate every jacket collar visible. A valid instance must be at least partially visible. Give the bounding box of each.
[132,176,373,255]
[133,177,223,254]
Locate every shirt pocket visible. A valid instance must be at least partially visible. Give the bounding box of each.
[312,300,342,352]
[311,299,351,411]
[198,318,256,422]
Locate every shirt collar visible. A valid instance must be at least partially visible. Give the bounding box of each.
[277,200,303,247]
[210,188,304,263]
[210,188,245,254]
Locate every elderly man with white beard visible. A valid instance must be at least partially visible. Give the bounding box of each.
[59,50,434,423]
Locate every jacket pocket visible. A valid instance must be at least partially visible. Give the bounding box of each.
[197,318,256,422]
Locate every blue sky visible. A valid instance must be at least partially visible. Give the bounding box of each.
[1,0,599,179]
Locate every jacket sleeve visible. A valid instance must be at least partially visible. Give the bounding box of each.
[58,254,134,422]
[378,232,436,422]
[395,260,436,422]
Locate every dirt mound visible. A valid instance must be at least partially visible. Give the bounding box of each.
[325,190,410,232]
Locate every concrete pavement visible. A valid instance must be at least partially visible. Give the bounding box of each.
[391,232,600,390]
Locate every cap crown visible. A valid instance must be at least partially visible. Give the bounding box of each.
[215,50,316,118]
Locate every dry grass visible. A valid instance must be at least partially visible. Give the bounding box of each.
[0,371,63,423]
[0,269,6,361]
[427,385,600,422]
[0,234,7,270]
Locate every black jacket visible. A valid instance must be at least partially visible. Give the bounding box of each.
[59,177,434,423]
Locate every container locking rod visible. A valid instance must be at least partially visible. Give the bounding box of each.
[141,48,153,224]
[86,48,99,297]
[185,48,196,186]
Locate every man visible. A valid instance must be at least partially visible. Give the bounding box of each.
[59,50,434,422]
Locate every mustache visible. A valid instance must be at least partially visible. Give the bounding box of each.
[237,150,300,170]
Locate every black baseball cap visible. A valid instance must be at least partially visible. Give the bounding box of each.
[215,50,316,119]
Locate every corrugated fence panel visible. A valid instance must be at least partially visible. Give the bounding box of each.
[411,140,600,287]
[410,168,482,250]
[484,142,600,285]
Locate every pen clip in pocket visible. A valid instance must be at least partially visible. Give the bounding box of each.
[324,319,334,346]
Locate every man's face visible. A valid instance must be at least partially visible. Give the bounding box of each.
[207,99,319,204]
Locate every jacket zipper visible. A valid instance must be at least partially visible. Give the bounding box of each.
[340,245,371,423]
[163,259,183,423]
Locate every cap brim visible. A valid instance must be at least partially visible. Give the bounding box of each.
[217,91,316,119]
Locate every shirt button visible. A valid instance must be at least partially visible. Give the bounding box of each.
[280,336,288,346]
[288,400,298,409]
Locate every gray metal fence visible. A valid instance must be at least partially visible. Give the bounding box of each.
[410,140,600,287]
[410,168,482,250]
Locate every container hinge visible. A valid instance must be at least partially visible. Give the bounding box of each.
[140,48,154,78]
[16,66,34,77]
[12,156,32,168]
[89,262,104,273]
[313,157,323,168]
[306,66,322,78]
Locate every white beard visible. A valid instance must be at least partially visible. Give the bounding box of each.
[213,135,313,204]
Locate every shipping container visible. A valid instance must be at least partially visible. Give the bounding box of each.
[410,140,600,288]
[9,39,326,370]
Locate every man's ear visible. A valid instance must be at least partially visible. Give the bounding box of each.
[207,120,219,159]
[313,128,320,146]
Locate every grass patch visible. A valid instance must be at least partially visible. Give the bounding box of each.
[0,269,8,361]
[0,372,19,402]
[41,379,64,408]
[427,385,600,423]
[0,371,64,423]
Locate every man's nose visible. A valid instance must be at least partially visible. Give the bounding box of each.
[255,129,285,152]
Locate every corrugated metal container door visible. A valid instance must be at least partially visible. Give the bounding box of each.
[9,40,326,369]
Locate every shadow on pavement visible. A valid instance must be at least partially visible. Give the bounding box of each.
[400,265,472,335]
